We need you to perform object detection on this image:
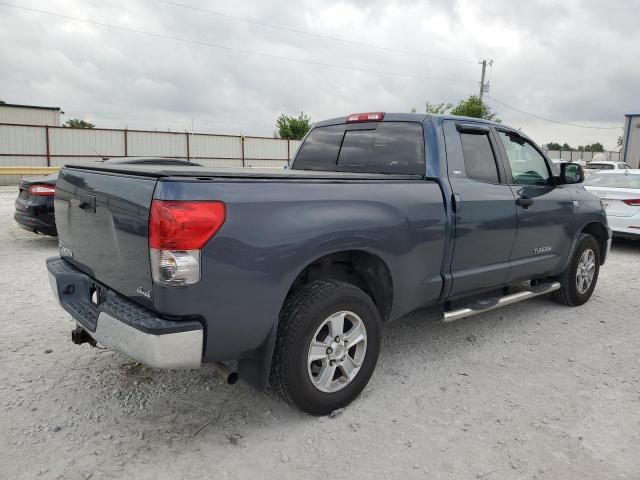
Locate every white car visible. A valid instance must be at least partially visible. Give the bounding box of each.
[550,158,586,167]
[585,160,631,172]
[584,170,640,239]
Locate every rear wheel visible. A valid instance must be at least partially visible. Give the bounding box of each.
[269,280,381,415]
[553,233,600,306]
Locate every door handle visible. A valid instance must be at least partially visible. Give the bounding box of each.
[516,196,533,208]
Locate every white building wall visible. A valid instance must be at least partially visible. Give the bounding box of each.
[244,137,288,160]
[622,115,640,168]
[1,125,308,184]
[0,125,46,154]
[197,158,243,168]
[0,156,48,185]
[190,134,241,159]
[0,105,60,126]
[50,128,125,157]
[289,140,302,159]
[127,131,187,157]
[50,156,105,167]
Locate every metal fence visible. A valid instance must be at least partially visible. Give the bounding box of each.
[543,149,622,162]
[0,123,302,185]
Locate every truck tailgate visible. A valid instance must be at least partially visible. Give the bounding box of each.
[54,168,157,307]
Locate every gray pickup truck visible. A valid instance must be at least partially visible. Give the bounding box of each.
[47,112,610,415]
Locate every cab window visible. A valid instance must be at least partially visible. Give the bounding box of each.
[460,132,500,183]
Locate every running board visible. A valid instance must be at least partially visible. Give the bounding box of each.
[442,282,561,322]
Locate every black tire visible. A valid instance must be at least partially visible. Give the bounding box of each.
[269,280,382,415]
[553,233,601,306]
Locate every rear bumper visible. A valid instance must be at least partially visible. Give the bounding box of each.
[14,211,57,236]
[47,257,203,369]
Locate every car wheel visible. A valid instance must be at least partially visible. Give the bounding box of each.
[553,233,600,306]
[269,280,381,415]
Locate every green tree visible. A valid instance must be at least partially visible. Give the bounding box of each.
[546,142,562,150]
[617,136,623,150]
[276,112,311,140]
[425,101,453,115]
[64,118,95,128]
[449,95,500,122]
[584,142,604,152]
[561,143,572,150]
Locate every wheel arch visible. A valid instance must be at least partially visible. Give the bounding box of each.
[580,221,609,265]
[238,249,394,391]
[284,249,394,322]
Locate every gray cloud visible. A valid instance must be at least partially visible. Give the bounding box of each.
[0,0,636,148]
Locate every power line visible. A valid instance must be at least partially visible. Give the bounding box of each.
[0,2,477,85]
[487,95,623,130]
[152,0,477,64]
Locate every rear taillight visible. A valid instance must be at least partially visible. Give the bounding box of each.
[622,199,640,206]
[346,112,385,123]
[28,184,56,196]
[149,200,226,286]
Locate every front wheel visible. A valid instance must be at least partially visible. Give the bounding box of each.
[553,233,601,306]
[269,280,381,415]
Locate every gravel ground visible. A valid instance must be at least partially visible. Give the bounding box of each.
[1,185,639,480]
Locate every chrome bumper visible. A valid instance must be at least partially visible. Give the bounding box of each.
[93,311,203,369]
[47,257,203,369]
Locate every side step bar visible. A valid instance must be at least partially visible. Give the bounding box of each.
[442,282,561,322]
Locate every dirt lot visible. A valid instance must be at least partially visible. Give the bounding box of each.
[1,185,639,480]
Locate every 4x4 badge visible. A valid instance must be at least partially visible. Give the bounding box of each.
[136,287,152,299]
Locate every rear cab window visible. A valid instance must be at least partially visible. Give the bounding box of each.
[293,122,425,175]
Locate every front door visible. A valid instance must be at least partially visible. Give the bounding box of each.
[494,129,575,282]
[443,121,518,298]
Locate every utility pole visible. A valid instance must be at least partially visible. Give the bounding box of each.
[478,59,492,103]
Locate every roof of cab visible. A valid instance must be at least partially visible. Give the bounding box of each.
[313,112,503,128]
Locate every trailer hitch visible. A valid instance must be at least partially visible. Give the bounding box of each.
[71,326,97,347]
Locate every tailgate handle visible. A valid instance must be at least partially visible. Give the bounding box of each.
[78,194,96,213]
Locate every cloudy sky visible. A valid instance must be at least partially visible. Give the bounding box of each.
[1,0,637,149]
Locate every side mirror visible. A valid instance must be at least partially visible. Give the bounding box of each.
[560,162,584,184]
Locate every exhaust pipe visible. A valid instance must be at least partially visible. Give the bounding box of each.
[211,362,239,385]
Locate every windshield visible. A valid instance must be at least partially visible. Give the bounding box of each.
[585,173,640,189]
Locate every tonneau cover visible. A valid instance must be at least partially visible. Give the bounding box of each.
[64,161,423,181]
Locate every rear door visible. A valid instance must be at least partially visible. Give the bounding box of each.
[55,168,157,307]
[443,120,517,297]
[494,129,575,282]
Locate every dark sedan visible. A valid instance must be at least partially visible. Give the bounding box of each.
[14,173,58,236]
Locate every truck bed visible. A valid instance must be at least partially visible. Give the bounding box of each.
[53,161,447,368]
